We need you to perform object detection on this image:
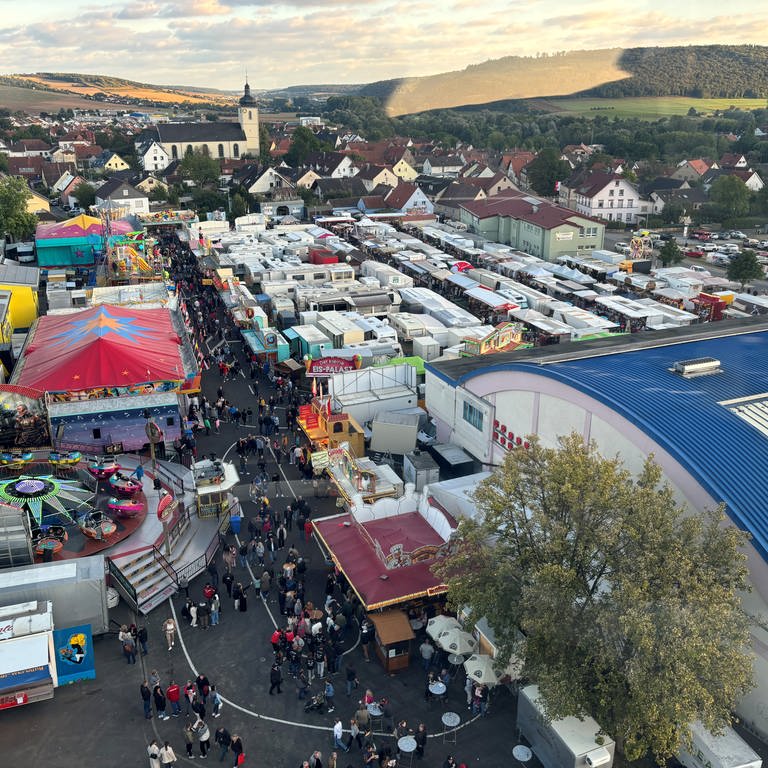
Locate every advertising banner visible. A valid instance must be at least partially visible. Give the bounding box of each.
[53,625,96,685]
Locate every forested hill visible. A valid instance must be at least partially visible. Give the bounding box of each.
[357,45,768,116]
[584,46,768,98]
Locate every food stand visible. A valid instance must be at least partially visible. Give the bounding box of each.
[369,610,415,673]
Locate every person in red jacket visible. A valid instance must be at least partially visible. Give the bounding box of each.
[166,680,181,717]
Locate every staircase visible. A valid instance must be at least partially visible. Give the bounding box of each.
[108,509,220,615]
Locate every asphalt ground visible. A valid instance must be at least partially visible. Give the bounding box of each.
[0,325,517,767]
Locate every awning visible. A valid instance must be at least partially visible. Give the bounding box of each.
[447,273,478,289]
[464,285,513,309]
[350,294,392,308]
[369,611,415,645]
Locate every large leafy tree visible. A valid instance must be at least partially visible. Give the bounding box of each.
[72,181,96,210]
[526,148,571,196]
[0,176,38,240]
[180,147,221,188]
[709,175,751,219]
[727,249,764,290]
[284,126,327,167]
[434,434,753,762]
[658,238,684,267]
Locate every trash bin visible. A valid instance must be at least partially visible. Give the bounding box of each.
[229,515,242,536]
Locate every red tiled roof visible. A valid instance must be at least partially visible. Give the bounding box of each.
[385,182,418,209]
[313,512,447,610]
[461,190,600,229]
[688,159,710,175]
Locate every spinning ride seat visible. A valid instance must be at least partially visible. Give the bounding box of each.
[107,496,143,517]
[80,511,117,540]
[48,451,82,467]
[88,458,121,479]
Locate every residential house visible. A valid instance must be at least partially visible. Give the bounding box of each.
[391,156,419,181]
[459,161,496,178]
[137,140,170,173]
[49,145,76,164]
[238,165,295,196]
[383,182,434,215]
[59,175,89,209]
[422,154,464,177]
[91,151,131,174]
[133,174,168,198]
[356,165,399,192]
[94,178,149,215]
[459,190,605,261]
[40,162,77,189]
[560,144,593,167]
[7,156,44,183]
[414,175,454,200]
[74,144,103,171]
[7,139,51,158]
[702,168,764,192]
[303,151,359,179]
[560,170,650,225]
[24,187,50,215]
[357,195,389,214]
[640,177,691,196]
[433,182,486,218]
[288,167,322,189]
[502,151,537,186]
[655,188,708,218]
[719,153,749,169]
[463,172,516,197]
[670,158,713,182]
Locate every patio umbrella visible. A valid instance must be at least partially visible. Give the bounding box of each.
[463,653,503,686]
[426,615,461,640]
[436,627,478,656]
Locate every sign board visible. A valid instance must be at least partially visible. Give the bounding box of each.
[53,625,96,685]
[555,231,574,241]
[202,278,213,286]
[311,450,329,470]
[306,356,361,377]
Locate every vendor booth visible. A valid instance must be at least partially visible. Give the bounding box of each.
[369,610,415,673]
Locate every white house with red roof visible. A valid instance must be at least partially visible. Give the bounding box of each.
[561,170,653,225]
[384,183,434,215]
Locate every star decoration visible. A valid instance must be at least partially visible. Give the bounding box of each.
[49,306,158,349]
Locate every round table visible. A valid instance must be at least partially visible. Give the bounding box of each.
[429,681,447,697]
[367,702,383,729]
[513,745,533,762]
[398,736,417,767]
[441,711,460,743]
[409,619,424,631]
[447,653,464,666]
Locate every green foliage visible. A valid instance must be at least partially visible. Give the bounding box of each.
[10,125,50,142]
[180,148,221,187]
[727,249,765,289]
[710,175,751,219]
[259,124,272,165]
[229,192,247,220]
[190,187,225,217]
[148,186,167,203]
[526,148,571,196]
[0,176,37,240]
[284,126,329,167]
[658,239,684,266]
[587,45,768,98]
[72,181,95,209]
[433,434,753,762]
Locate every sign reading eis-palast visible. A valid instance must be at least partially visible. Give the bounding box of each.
[305,355,362,377]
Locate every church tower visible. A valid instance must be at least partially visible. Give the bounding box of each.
[238,80,260,157]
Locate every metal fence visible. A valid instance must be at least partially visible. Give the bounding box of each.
[106,556,138,612]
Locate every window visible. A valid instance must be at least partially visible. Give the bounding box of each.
[597,200,604,208]
[627,199,634,207]
[619,189,624,196]
[171,145,178,160]
[618,200,624,208]
[92,428,101,440]
[202,145,210,156]
[248,111,252,121]
[166,416,175,427]
[218,143,225,158]
[608,189,614,196]
[233,144,239,158]
[609,200,614,208]
[186,145,193,155]
[462,401,484,431]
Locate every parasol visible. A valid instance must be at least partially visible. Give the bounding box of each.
[426,615,461,640]
[436,627,478,656]
[463,653,503,686]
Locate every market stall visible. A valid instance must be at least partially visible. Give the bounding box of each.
[369,610,415,673]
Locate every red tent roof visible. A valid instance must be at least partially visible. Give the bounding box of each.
[313,511,447,610]
[16,305,184,392]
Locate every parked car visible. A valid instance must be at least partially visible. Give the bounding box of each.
[731,230,747,240]
[659,233,676,241]
[685,249,705,259]
[701,243,717,252]
[689,264,711,274]
[759,240,768,248]
[615,242,631,255]
[744,238,760,248]
[712,253,732,266]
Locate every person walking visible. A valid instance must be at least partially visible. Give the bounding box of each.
[211,684,223,717]
[269,661,283,695]
[210,592,220,627]
[137,625,149,656]
[414,723,427,760]
[158,742,177,767]
[140,680,152,719]
[184,681,196,715]
[163,618,176,651]
[215,726,231,762]
[196,672,211,704]
[333,717,349,752]
[230,735,244,767]
[148,739,161,768]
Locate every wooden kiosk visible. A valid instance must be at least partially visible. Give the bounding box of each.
[369,610,415,673]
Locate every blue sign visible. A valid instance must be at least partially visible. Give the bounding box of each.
[53,625,96,685]
[0,665,50,692]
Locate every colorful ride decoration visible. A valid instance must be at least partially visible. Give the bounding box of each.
[108,471,142,497]
[0,451,34,466]
[157,489,176,522]
[0,474,91,526]
[48,451,82,467]
[88,457,121,479]
[80,510,117,540]
[107,496,143,518]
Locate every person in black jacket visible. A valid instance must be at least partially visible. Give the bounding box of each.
[269,662,283,694]
[214,726,231,761]
[140,680,152,719]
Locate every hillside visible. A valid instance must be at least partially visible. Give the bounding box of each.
[1,72,236,108]
[357,44,768,116]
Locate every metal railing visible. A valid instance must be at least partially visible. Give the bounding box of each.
[106,556,138,612]
[150,546,179,587]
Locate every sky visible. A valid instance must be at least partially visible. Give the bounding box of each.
[0,0,766,91]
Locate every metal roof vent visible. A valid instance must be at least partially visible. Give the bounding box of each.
[672,357,722,377]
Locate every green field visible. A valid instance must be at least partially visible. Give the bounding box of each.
[0,83,112,112]
[535,96,768,118]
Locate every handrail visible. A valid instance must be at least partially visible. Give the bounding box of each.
[106,556,138,612]
[151,546,179,586]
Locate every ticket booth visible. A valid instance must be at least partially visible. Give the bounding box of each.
[369,610,415,674]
